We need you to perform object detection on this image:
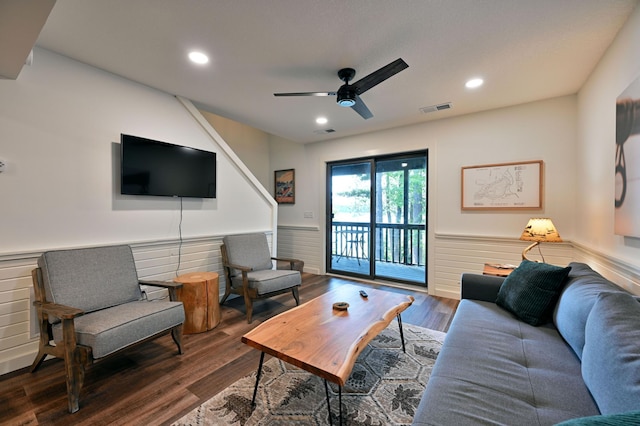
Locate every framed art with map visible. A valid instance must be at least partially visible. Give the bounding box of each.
[461,160,543,210]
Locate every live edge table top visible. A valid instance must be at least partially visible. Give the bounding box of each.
[241,284,414,386]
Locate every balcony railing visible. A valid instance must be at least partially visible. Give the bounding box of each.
[332,221,426,267]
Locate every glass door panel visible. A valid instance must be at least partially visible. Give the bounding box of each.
[327,161,372,277]
[374,155,427,284]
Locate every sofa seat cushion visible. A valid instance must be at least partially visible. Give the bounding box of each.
[413,299,599,425]
[231,269,300,295]
[581,292,640,415]
[52,300,185,359]
[553,262,626,360]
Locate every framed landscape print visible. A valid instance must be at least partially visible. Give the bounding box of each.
[274,169,295,204]
[461,160,543,210]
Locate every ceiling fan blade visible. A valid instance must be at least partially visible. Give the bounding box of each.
[351,58,408,95]
[351,95,373,120]
[274,91,336,97]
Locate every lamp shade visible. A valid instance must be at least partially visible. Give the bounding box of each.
[520,218,562,242]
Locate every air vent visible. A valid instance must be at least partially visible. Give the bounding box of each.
[420,102,453,114]
[313,129,336,134]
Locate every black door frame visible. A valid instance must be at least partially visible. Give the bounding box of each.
[326,150,428,286]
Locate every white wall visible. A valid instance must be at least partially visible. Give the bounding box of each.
[304,96,577,237]
[269,96,577,294]
[576,3,640,268]
[0,48,276,374]
[270,4,640,291]
[0,48,273,254]
[200,110,271,189]
[435,97,578,238]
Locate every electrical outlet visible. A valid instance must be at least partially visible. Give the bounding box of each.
[303,211,314,218]
[0,160,5,173]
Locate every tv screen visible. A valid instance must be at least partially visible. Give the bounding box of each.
[120,134,216,198]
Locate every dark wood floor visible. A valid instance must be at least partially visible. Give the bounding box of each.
[0,273,458,426]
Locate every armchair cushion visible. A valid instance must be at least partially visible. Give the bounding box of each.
[39,245,142,316]
[52,300,185,359]
[231,269,301,295]
[223,234,274,276]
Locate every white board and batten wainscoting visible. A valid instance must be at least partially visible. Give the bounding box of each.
[2,230,640,376]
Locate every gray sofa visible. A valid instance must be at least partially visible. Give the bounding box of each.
[413,262,640,425]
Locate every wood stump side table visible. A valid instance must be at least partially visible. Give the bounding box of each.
[173,272,221,334]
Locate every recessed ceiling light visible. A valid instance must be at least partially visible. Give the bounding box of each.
[316,117,328,125]
[188,51,209,65]
[465,78,484,89]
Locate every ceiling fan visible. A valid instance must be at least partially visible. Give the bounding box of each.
[274,58,408,120]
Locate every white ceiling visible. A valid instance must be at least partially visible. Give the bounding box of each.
[25,0,640,142]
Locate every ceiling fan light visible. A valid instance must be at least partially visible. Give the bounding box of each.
[338,98,356,107]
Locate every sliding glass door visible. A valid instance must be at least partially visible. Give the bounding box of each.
[327,152,427,285]
[327,161,373,277]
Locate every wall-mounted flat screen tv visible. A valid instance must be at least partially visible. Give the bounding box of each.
[121,134,216,198]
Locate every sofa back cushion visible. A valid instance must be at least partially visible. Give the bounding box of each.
[553,263,625,359]
[39,245,142,315]
[223,233,274,277]
[581,292,640,415]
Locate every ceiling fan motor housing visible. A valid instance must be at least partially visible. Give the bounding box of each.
[337,85,356,107]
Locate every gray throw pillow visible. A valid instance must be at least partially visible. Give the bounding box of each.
[496,259,571,326]
[581,292,640,415]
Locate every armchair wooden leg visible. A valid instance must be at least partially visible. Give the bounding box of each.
[64,355,84,413]
[31,314,53,373]
[243,292,254,324]
[30,350,47,373]
[171,324,184,354]
[292,286,300,306]
[62,318,83,413]
[220,288,231,305]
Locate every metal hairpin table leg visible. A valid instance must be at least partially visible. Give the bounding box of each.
[324,379,333,426]
[323,379,343,426]
[397,314,406,353]
[339,385,343,426]
[251,352,265,407]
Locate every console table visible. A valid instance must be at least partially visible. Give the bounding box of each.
[483,263,516,277]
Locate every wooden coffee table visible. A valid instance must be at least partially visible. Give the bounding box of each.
[241,284,414,424]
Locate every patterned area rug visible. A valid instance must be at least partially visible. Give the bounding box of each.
[173,322,445,425]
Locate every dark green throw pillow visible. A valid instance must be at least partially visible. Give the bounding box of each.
[554,410,640,425]
[496,259,571,326]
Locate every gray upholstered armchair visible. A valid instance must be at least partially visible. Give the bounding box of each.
[30,245,185,413]
[220,233,302,323]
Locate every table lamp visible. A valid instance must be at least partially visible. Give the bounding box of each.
[519,218,562,262]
